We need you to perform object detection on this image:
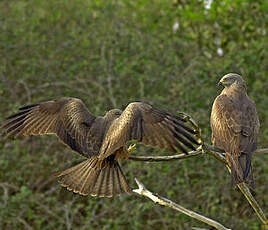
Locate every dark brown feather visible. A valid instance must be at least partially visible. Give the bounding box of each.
[1,99,200,197]
[99,102,199,159]
[210,74,259,188]
[55,155,131,197]
[1,97,102,157]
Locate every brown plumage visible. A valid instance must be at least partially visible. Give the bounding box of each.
[210,73,260,188]
[1,98,199,197]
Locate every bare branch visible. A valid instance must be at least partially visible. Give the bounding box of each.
[17,217,34,230]
[129,149,202,162]
[0,183,9,207]
[238,183,268,225]
[128,145,266,163]
[18,79,32,103]
[133,178,232,230]
[34,200,65,224]
[203,145,267,224]
[204,147,267,224]
[129,141,267,224]
[224,165,268,225]
[255,148,268,154]
[192,228,210,230]
[0,73,18,100]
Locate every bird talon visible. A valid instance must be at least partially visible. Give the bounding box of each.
[128,144,136,153]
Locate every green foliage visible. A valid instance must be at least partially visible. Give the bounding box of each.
[0,0,267,229]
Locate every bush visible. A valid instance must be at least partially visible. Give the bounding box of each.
[0,0,267,229]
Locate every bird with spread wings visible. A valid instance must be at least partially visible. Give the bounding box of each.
[210,73,260,188]
[1,98,199,197]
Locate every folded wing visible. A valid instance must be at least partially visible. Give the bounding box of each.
[211,94,259,186]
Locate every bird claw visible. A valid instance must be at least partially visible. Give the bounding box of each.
[177,111,189,121]
[128,144,136,153]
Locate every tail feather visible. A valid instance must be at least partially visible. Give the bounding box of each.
[98,167,109,196]
[114,165,122,194]
[107,165,114,195]
[55,156,132,197]
[240,153,251,180]
[117,163,131,192]
[73,162,95,193]
[79,169,93,195]
[57,160,90,192]
[228,153,254,189]
[92,169,105,196]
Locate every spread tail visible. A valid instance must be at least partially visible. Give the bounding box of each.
[55,155,132,197]
[229,153,254,189]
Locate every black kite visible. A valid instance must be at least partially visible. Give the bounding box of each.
[210,73,259,188]
[1,98,199,197]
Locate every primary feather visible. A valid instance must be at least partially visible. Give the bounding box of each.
[1,98,199,197]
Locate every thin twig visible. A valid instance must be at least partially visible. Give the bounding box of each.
[0,183,9,207]
[254,148,268,154]
[128,111,267,225]
[206,148,267,224]
[34,200,65,224]
[129,150,202,162]
[17,217,34,230]
[192,228,210,230]
[107,77,117,108]
[204,144,227,164]
[65,202,74,230]
[128,145,266,162]
[225,165,268,225]
[133,178,231,230]
[0,73,18,100]
[238,183,268,225]
[130,144,267,224]
[18,79,32,103]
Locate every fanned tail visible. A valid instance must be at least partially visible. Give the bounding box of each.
[55,155,132,197]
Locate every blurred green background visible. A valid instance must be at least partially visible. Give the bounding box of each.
[0,0,267,229]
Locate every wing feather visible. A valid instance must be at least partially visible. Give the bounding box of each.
[1,97,101,157]
[211,95,244,155]
[99,102,199,158]
[211,92,259,186]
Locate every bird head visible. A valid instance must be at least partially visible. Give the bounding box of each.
[105,109,122,119]
[218,73,246,89]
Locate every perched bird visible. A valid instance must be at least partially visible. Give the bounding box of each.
[1,98,199,197]
[210,73,259,188]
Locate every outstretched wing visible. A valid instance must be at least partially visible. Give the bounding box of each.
[1,97,101,157]
[99,102,199,158]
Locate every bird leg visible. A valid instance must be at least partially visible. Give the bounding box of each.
[127,144,136,153]
[123,144,137,160]
[115,144,136,161]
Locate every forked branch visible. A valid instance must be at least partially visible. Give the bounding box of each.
[129,112,267,225]
[205,148,267,225]
[133,178,231,230]
[129,146,267,162]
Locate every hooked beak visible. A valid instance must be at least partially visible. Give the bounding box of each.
[218,81,224,87]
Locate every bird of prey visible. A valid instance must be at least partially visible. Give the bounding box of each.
[1,98,199,197]
[210,73,259,188]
